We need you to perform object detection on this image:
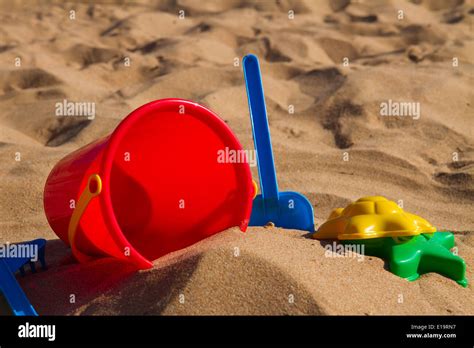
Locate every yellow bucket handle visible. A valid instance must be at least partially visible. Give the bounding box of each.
[68,174,102,249]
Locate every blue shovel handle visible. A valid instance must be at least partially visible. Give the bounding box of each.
[243,54,279,203]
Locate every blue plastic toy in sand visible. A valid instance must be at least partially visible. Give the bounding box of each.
[0,238,46,316]
[243,54,315,232]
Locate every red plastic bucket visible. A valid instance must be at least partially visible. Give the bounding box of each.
[43,99,254,269]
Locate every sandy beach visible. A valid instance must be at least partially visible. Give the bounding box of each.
[0,0,473,315]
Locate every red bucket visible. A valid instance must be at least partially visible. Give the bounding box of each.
[43,99,254,269]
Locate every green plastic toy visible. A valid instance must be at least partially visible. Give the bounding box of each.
[342,232,467,287]
[313,196,468,286]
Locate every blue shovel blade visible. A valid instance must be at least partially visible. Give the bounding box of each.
[250,192,315,232]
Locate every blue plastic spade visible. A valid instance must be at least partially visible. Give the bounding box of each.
[0,238,46,316]
[243,54,315,232]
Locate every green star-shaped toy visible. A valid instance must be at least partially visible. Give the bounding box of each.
[343,232,467,287]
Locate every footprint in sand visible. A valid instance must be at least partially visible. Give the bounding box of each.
[329,0,350,12]
[434,171,473,187]
[294,67,346,104]
[0,95,91,147]
[322,100,364,149]
[0,68,61,94]
[130,38,177,54]
[35,88,67,100]
[435,157,474,189]
[238,37,291,63]
[345,3,378,23]
[65,43,121,69]
[317,37,358,64]
[185,22,212,35]
[400,24,446,45]
[45,118,92,147]
[431,148,474,201]
[0,44,15,54]
[421,0,464,11]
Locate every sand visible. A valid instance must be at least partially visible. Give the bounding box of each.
[0,0,473,315]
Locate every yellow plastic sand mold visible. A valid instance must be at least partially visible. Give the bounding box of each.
[312,196,436,240]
